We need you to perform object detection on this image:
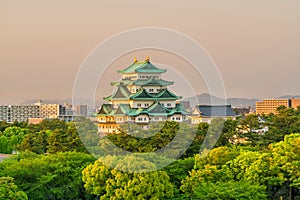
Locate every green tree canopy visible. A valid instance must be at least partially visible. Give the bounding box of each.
[0,177,28,200]
[0,152,96,200]
[82,155,174,199]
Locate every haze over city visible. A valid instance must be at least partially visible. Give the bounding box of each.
[1,0,300,105]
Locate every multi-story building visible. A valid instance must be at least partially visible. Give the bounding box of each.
[256,99,291,115]
[291,98,300,110]
[0,105,40,123]
[76,104,88,117]
[97,57,188,133]
[1,101,66,123]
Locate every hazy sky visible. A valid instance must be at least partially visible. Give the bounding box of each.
[1,0,300,104]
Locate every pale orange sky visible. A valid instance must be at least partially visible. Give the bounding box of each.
[0,0,300,104]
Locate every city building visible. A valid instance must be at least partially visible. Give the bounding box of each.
[0,101,79,123]
[76,104,88,117]
[233,106,251,115]
[291,98,300,110]
[97,57,189,133]
[0,104,40,123]
[256,99,291,115]
[190,105,236,124]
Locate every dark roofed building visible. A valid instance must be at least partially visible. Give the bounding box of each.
[190,105,236,124]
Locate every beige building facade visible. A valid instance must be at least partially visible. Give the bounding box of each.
[291,98,300,110]
[256,99,291,115]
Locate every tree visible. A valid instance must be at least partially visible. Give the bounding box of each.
[0,126,29,154]
[267,107,300,143]
[0,152,96,200]
[183,122,209,157]
[0,135,10,154]
[0,177,28,200]
[164,157,194,196]
[269,133,300,199]
[181,147,241,198]
[82,155,174,199]
[216,118,238,147]
[47,125,87,153]
[192,181,267,200]
[18,130,50,154]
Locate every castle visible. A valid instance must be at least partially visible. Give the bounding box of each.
[97,57,188,133]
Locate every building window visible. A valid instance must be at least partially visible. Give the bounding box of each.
[167,103,171,107]
[154,117,159,120]
[138,118,143,121]
[149,89,153,92]
[144,118,147,121]
[145,103,149,107]
[137,103,141,107]
[176,117,181,120]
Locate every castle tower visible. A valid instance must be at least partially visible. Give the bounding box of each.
[98,57,188,133]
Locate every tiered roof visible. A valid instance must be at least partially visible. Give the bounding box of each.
[99,57,188,120]
[130,88,182,101]
[98,102,188,117]
[103,84,131,101]
[117,60,167,74]
[133,78,173,87]
[111,78,173,87]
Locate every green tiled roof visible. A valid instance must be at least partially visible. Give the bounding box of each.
[114,104,131,116]
[111,79,132,86]
[155,89,182,100]
[118,61,166,74]
[168,103,190,116]
[130,89,153,100]
[133,78,173,86]
[145,101,170,116]
[129,88,181,100]
[98,104,112,116]
[103,84,131,101]
[111,78,173,87]
[127,108,144,117]
[98,102,188,117]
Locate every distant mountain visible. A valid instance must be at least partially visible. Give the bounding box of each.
[227,98,259,107]
[277,95,300,99]
[184,93,259,108]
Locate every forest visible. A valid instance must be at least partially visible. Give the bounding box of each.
[0,106,300,200]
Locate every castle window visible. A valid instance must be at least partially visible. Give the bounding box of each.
[137,103,141,107]
[167,103,171,107]
[149,89,153,92]
[145,103,149,107]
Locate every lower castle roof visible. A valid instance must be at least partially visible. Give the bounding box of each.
[97,102,188,117]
